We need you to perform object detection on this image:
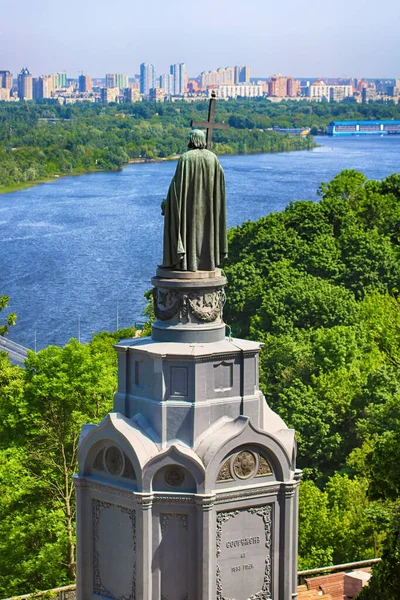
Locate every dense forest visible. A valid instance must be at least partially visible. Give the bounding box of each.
[224,170,400,596]
[1,169,399,597]
[3,97,400,192]
[0,100,317,191]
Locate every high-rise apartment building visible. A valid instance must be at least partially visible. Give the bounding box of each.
[268,74,287,97]
[159,73,174,95]
[106,73,116,88]
[33,75,53,100]
[106,74,129,89]
[124,88,141,102]
[79,74,93,93]
[170,63,186,95]
[0,70,13,89]
[149,87,165,102]
[58,72,67,88]
[140,63,156,95]
[286,77,299,97]
[101,87,119,103]
[200,67,235,89]
[234,66,251,84]
[115,74,128,89]
[18,67,33,100]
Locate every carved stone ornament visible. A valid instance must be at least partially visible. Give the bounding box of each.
[93,449,105,471]
[164,466,185,487]
[160,513,188,533]
[233,451,257,479]
[217,458,234,482]
[256,455,273,477]
[153,287,225,324]
[104,446,124,476]
[122,456,137,480]
[216,506,272,600]
[93,499,136,600]
[217,450,274,485]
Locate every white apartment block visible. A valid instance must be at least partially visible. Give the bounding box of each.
[213,85,264,99]
[308,82,353,101]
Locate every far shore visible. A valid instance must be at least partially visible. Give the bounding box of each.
[0,143,316,195]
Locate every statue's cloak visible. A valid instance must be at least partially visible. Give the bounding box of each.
[161,148,227,271]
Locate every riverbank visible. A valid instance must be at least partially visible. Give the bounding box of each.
[0,141,316,195]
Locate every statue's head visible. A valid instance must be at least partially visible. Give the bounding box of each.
[188,129,206,150]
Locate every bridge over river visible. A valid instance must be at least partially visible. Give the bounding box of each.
[0,336,30,365]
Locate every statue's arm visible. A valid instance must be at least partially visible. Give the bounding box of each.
[161,199,166,216]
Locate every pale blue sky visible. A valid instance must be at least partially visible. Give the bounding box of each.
[1,0,399,79]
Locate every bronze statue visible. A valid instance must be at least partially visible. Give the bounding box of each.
[160,129,227,272]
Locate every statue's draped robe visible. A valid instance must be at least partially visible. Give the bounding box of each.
[161,149,227,271]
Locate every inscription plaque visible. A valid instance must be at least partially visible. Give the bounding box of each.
[216,506,272,600]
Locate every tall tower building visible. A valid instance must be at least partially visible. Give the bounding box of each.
[18,67,33,100]
[106,73,116,88]
[58,72,67,88]
[159,73,174,95]
[268,74,287,97]
[33,75,52,100]
[0,70,13,89]
[234,66,251,84]
[115,74,128,89]
[170,63,186,95]
[140,63,156,95]
[286,77,299,97]
[79,74,93,93]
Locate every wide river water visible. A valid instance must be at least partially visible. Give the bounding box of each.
[1,135,399,349]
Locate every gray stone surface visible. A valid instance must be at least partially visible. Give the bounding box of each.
[74,267,301,600]
[151,269,227,343]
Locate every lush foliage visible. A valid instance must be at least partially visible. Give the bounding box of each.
[0,328,135,596]
[0,294,16,335]
[0,101,316,189]
[2,167,400,594]
[223,170,400,574]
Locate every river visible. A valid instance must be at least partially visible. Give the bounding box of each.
[1,135,399,349]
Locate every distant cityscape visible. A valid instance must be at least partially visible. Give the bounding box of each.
[1,64,400,105]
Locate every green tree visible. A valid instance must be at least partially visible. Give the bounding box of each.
[0,294,16,336]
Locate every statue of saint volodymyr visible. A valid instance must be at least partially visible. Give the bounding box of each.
[160,129,227,272]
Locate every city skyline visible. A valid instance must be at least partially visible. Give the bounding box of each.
[1,0,399,78]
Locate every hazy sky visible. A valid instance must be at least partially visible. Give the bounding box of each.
[1,0,399,79]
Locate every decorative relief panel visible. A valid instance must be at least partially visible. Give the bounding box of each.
[214,361,233,391]
[170,366,188,396]
[105,446,124,476]
[92,445,137,481]
[93,449,105,471]
[217,450,273,484]
[217,458,234,482]
[122,456,137,480]
[160,513,189,600]
[160,513,188,532]
[256,456,272,477]
[164,466,185,488]
[216,506,272,600]
[93,499,136,600]
[153,286,225,324]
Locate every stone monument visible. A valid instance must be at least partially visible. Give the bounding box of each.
[74,126,301,600]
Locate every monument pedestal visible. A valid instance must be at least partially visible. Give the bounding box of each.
[151,268,227,343]
[75,270,301,600]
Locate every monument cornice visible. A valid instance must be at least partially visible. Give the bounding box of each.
[215,483,281,504]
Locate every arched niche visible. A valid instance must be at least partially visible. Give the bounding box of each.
[152,464,197,493]
[84,440,138,488]
[142,445,205,494]
[215,444,277,488]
